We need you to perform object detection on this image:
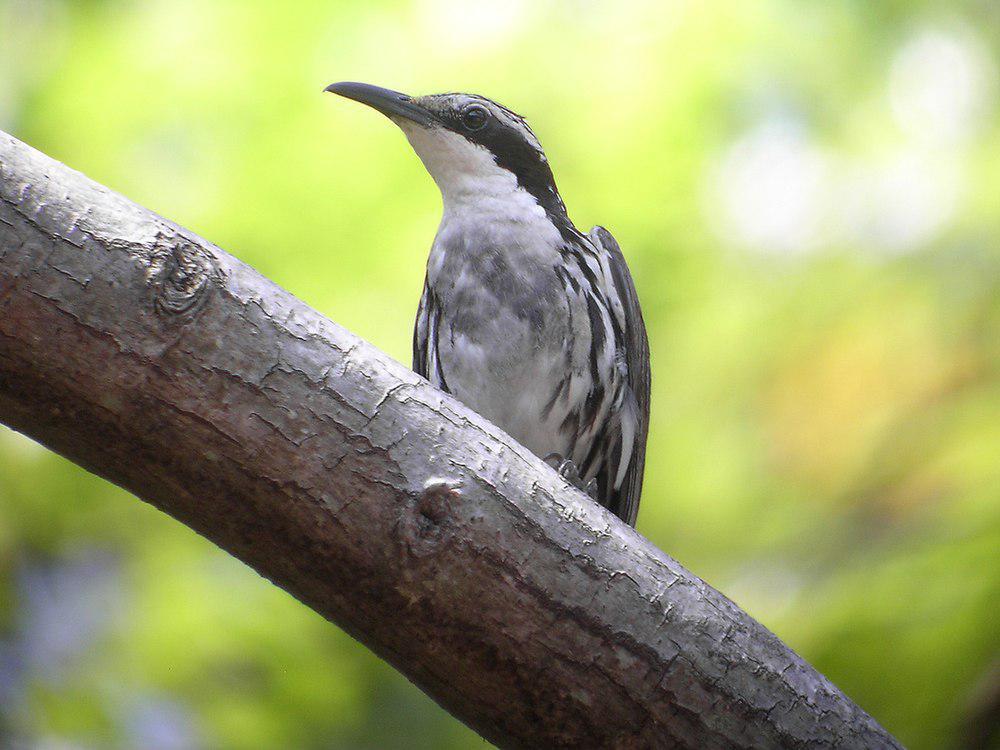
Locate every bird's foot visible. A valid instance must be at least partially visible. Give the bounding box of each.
[543,453,598,500]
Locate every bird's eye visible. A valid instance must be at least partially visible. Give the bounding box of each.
[461,105,489,131]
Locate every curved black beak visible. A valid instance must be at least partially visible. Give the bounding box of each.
[324,82,437,127]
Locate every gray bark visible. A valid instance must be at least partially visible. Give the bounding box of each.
[0,130,902,749]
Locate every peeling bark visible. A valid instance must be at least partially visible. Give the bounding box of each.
[0,131,902,749]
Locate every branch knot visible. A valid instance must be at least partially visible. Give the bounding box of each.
[149,238,220,316]
[397,479,460,558]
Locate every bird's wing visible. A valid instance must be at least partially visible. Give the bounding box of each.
[413,279,450,392]
[413,280,431,380]
[589,226,650,527]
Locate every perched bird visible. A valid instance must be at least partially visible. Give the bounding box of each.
[325,82,650,527]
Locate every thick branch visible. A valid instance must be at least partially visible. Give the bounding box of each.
[0,131,900,749]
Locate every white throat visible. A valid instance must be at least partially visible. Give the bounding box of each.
[397,121,547,224]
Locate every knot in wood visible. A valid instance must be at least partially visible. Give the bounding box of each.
[397,479,460,558]
[418,482,453,523]
[150,239,218,316]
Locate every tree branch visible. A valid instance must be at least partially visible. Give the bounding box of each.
[0,130,900,749]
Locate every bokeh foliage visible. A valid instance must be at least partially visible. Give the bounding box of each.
[1,0,998,748]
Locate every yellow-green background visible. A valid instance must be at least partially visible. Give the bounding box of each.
[1,0,998,748]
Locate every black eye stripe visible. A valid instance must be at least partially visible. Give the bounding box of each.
[424,94,568,229]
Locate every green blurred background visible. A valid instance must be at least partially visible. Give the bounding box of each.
[1,0,998,747]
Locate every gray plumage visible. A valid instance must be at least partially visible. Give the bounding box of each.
[327,82,650,526]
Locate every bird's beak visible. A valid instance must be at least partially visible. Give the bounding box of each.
[324,82,438,127]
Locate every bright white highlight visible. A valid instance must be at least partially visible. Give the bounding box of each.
[708,118,830,256]
[890,27,996,146]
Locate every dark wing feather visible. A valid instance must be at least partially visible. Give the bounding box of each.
[413,279,450,392]
[589,226,650,527]
[413,279,431,380]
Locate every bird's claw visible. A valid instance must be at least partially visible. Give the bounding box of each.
[543,453,598,500]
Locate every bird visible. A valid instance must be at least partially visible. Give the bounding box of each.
[325,81,650,527]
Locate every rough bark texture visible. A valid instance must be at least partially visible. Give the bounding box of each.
[0,130,902,749]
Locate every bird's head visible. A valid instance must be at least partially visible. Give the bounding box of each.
[325,81,566,219]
